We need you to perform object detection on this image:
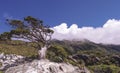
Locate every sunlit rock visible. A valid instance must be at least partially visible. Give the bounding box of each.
[5,59,90,73]
[0,53,25,71]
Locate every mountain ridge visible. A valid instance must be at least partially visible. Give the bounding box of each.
[51,39,120,55]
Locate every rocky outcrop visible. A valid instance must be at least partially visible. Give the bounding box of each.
[5,59,90,73]
[0,53,25,71]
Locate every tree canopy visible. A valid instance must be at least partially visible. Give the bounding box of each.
[4,16,54,59]
[0,32,11,41]
[6,16,54,48]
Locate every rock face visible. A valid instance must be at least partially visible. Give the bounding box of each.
[0,53,25,71]
[5,59,90,73]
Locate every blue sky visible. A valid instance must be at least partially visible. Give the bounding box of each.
[0,0,120,33]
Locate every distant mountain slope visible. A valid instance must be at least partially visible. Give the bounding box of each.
[51,39,120,55]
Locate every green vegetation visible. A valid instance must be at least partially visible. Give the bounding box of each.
[0,40,38,57]
[46,45,68,62]
[3,16,54,59]
[0,40,120,73]
[0,71,3,73]
[88,64,120,73]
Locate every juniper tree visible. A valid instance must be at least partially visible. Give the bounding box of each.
[7,16,54,59]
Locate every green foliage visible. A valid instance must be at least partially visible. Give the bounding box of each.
[67,59,77,66]
[77,50,106,57]
[46,45,68,62]
[7,16,54,45]
[88,64,120,73]
[0,32,11,40]
[5,16,54,59]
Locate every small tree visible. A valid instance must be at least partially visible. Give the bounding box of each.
[7,16,54,59]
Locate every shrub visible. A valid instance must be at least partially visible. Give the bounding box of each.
[46,45,68,62]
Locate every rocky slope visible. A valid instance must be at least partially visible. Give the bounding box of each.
[0,53,25,71]
[5,59,90,73]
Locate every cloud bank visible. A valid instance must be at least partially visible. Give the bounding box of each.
[52,19,120,45]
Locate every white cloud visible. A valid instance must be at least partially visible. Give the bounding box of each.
[52,19,120,45]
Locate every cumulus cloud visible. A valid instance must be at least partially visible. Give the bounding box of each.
[52,19,120,45]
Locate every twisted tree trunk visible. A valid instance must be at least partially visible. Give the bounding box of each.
[38,45,48,59]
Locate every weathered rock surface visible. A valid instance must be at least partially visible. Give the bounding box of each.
[0,53,25,71]
[5,59,90,73]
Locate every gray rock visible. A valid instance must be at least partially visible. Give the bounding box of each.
[0,53,25,71]
[5,59,90,73]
